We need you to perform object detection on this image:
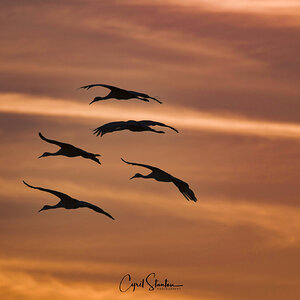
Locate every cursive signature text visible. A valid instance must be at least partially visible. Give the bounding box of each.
[119,272,183,292]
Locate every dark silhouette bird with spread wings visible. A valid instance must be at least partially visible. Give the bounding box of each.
[23,181,114,219]
[80,84,162,104]
[121,158,197,202]
[38,132,101,164]
[93,120,178,137]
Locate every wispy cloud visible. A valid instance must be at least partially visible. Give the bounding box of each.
[0,260,210,300]
[1,93,300,139]
[1,2,300,300]
[160,0,300,13]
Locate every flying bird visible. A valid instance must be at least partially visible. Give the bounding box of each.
[23,181,114,219]
[93,120,178,137]
[121,158,197,202]
[79,84,162,104]
[38,132,101,164]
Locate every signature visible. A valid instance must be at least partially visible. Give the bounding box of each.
[119,272,183,292]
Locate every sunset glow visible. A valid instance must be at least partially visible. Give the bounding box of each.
[1,1,300,299]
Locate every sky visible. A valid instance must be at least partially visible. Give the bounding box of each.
[0,1,300,299]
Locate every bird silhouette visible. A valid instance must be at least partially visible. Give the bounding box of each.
[80,84,162,104]
[121,158,197,202]
[38,132,101,164]
[93,120,178,137]
[23,181,114,219]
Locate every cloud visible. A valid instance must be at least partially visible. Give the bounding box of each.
[0,265,215,300]
[1,2,300,299]
[165,0,300,12]
[1,93,300,139]
[1,0,300,124]
[2,168,300,249]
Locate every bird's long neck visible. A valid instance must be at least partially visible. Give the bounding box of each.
[138,173,153,179]
[49,203,62,209]
[44,151,60,157]
[142,173,152,178]
[40,202,62,212]
[97,95,111,100]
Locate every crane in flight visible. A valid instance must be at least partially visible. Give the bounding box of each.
[121,158,197,202]
[79,84,162,104]
[38,132,101,164]
[23,181,114,219]
[93,120,178,137]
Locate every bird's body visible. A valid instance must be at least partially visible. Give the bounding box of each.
[93,120,178,137]
[23,181,114,219]
[80,84,162,104]
[121,158,197,202]
[38,132,101,164]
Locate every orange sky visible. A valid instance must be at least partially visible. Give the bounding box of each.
[1,1,300,299]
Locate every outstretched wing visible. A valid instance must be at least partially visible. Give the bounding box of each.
[23,180,68,200]
[139,121,179,133]
[79,201,115,220]
[172,178,197,202]
[121,158,160,172]
[93,121,127,137]
[128,91,162,104]
[79,84,119,91]
[39,132,69,147]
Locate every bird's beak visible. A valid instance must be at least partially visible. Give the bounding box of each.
[38,154,43,159]
[129,176,135,180]
[38,208,43,212]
